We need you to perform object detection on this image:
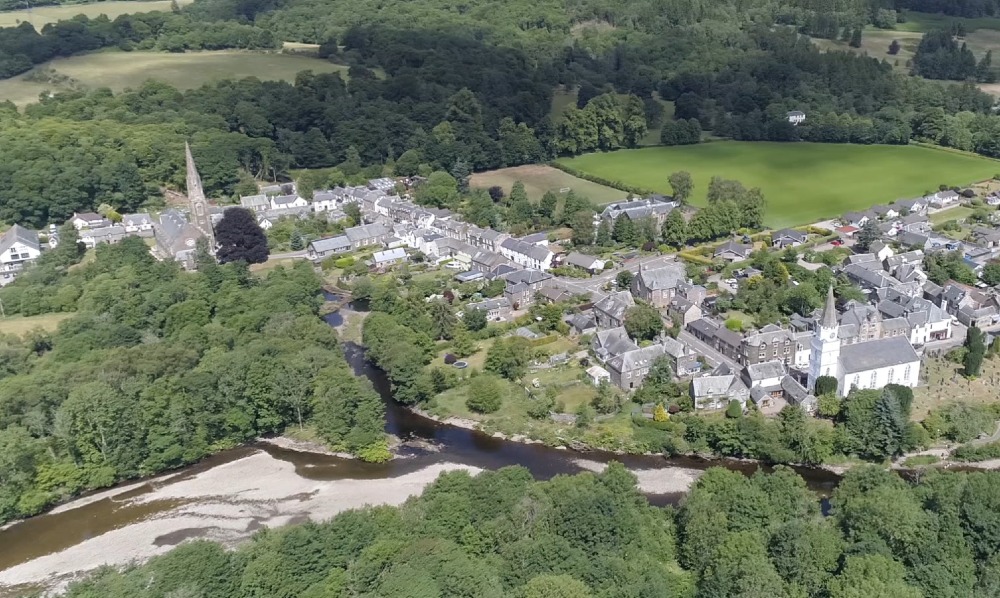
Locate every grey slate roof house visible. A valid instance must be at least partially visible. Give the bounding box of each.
[771,229,808,248]
[594,291,636,329]
[607,344,666,390]
[345,222,389,249]
[714,240,753,262]
[308,235,352,260]
[466,297,512,322]
[630,262,685,308]
[690,375,750,410]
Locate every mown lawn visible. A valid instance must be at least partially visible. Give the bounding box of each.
[0,50,349,106]
[556,142,1000,228]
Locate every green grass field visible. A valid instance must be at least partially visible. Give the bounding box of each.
[0,313,72,336]
[0,50,349,106]
[0,0,193,27]
[469,164,627,206]
[556,141,1000,228]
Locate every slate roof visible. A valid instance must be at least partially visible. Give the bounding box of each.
[772,228,807,243]
[240,194,269,209]
[839,336,919,374]
[592,327,639,357]
[608,344,666,374]
[122,213,152,227]
[373,248,407,264]
[691,375,748,399]
[744,360,786,382]
[345,222,389,243]
[467,297,511,312]
[714,240,752,258]
[503,269,552,286]
[309,235,351,253]
[564,252,604,270]
[500,237,552,262]
[687,318,719,337]
[594,291,635,321]
[568,313,597,333]
[0,224,38,253]
[636,263,685,290]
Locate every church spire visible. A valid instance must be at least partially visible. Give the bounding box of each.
[821,285,838,329]
[185,141,205,203]
[184,142,215,249]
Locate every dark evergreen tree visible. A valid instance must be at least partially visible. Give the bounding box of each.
[964,324,986,378]
[889,39,901,55]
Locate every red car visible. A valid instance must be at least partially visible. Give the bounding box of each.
[831,240,844,246]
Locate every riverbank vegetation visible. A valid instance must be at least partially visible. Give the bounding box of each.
[0,232,385,526]
[355,258,1000,467]
[60,463,1000,598]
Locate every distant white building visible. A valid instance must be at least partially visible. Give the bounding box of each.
[787,110,806,125]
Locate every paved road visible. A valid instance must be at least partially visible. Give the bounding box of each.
[270,250,308,260]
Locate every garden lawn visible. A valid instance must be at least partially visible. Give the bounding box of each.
[557,142,1000,228]
[0,50,349,107]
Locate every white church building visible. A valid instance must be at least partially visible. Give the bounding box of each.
[807,286,921,397]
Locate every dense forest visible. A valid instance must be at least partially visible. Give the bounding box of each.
[59,463,1000,598]
[0,231,386,527]
[5,0,1000,224]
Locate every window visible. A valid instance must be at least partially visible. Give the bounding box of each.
[853,375,859,387]
[870,371,877,387]
[888,368,894,383]
[904,365,911,379]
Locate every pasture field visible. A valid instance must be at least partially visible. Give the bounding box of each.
[469,164,627,207]
[0,0,192,28]
[0,50,348,106]
[0,313,72,336]
[556,141,1000,228]
[811,29,921,74]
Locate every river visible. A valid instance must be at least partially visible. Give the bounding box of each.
[0,299,841,595]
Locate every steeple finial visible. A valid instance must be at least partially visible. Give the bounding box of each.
[821,285,838,329]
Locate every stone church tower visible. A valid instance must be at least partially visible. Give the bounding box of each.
[808,285,841,393]
[185,142,215,249]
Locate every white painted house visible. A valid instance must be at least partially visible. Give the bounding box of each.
[0,224,40,285]
[122,213,154,233]
[787,110,806,125]
[269,194,309,211]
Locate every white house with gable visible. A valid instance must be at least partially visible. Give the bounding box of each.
[0,224,40,285]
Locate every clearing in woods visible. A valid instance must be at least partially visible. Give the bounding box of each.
[0,0,193,27]
[469,164,627,207]
[556,141,1000,228]
[0,313,72,336]
[0,50,349,106]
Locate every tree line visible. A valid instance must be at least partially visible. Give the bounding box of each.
[0,10,277,79]
[0,234,386,526]
[58,461,1000,598]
